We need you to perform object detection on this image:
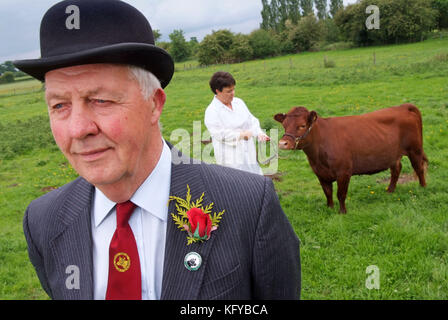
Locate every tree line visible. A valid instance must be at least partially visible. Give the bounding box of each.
[1,0,447,77]
[0,61,27,84]
[158,0,448,66]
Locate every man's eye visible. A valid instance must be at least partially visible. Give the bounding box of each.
[93,99,107,104]
[53,103,65,110]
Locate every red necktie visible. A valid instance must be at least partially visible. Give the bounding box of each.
[106,201,142,300]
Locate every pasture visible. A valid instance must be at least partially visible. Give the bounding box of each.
[0,36,447,299]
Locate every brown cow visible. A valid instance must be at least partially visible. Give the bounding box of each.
[274,103,428,213]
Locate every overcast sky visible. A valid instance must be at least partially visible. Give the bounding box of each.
[0,0,357,63]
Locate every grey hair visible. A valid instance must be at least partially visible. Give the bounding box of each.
[127,65,161,100]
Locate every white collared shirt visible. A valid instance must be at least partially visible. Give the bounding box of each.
[204,96,264,175]
[91,141,171,300]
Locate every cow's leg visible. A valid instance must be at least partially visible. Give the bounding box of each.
[387,158,402,193]
[408,150,427,187]
[318,178,334,208]
[336,175,351,214]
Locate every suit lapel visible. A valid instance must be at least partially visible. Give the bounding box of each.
[161,152,216,300]
[49,178,94,300]
[46,146,215,300]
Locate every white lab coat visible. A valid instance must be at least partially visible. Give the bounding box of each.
[204,96,264,175]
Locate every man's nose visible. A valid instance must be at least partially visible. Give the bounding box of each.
[68,103,99,139]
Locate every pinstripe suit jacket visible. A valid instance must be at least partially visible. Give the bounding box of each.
[23,147,301,300]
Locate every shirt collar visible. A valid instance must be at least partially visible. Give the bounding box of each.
[93,140,172,228]
[213,96,235,111]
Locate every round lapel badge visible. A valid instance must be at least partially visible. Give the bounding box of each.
[184,252,202,271]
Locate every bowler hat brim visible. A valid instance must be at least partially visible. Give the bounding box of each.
[13,43,174,88]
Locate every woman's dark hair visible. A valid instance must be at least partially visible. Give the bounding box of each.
[209,71,236,94]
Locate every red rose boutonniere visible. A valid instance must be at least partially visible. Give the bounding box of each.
[169,185,225,245]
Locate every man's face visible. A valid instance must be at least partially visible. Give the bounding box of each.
[45,64,164,190]
[216,85,235,106]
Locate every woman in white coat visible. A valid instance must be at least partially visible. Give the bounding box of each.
[204,71,270,175]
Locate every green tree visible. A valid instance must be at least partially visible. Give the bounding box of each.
[322,17,343,43]
[197,30,236,65]
[0,61,17,74]
[329,0,343,18]
[153,29,162,43]
[270,0,281,30]
[335,0,437,45]
[230,34,254,62]
[261,0,301,31]
[0,71,14,84]
[198,35,224,65]
[288,14,323,51]
[287,0,301,24]
[314,0,328,20]
[261,0,272,30]
[432,0,448,28]
[249,29,279,58]
[169,29,191,62]
[188,37,200,58]
[300,0,314,16]
[213,29,234,51]
[276,20,297,53]
[278,0,289,30]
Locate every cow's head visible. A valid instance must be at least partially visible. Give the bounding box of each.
[274,107,318,150]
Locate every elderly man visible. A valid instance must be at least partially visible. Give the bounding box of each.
[15,0,300,300]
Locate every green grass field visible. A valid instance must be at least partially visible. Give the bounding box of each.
[1,37,447,299]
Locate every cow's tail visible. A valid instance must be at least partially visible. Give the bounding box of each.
[407,104,429,179]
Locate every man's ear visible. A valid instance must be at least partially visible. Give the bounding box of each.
[150,88,166,125]
[307,111,318,125]
[274,113,286,123]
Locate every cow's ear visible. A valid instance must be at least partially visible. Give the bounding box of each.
[308,111,318,125]
[274,113,286,123]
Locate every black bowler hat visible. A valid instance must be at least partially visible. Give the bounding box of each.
[13,0,174,88]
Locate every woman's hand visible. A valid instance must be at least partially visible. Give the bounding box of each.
[240,130,253,140]
[258,133,271,142]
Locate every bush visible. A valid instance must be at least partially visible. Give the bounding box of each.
[230,34,253,63]
[248,29,279,59]
[197,30,268,65]
[335,0,438,45]
[288,15,324,52]
[197,30,246,65]
[0,72,14,84]
[274,21,296,54]
[198,33,226,66]
[323,57,336,68]
[322,18,343,44]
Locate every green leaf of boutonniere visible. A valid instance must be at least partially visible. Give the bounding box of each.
[169,185,226,245]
